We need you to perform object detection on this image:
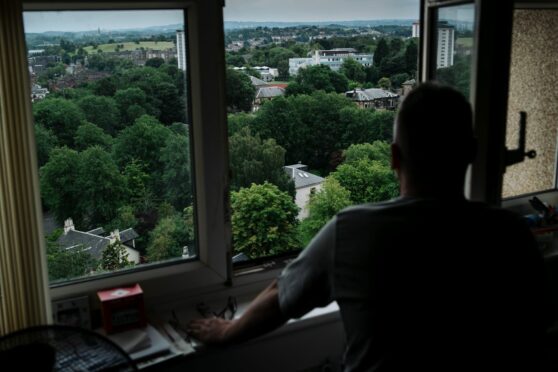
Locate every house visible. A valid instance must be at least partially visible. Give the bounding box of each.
[401,79,417,96]
[284,164,325,219]
[56,218,140,264]
[249,75,286,111]
[30,83,49,102]
[345,88,400,110]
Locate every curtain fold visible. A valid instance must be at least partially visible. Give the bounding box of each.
[0,0,51,335]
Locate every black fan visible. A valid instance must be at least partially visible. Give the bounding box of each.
[0,325,137,372]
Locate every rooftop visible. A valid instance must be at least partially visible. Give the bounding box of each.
[284,164,324,189]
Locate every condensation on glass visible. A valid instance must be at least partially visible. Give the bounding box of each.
[503,9,558,198]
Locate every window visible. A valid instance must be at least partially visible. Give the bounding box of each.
[223,0,418,264]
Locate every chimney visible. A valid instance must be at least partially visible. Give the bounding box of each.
[63,218,74,234]
[109,229,120,244]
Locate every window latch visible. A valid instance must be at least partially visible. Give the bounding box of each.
[505,111,537,168]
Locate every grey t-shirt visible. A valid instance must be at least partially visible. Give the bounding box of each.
[277,197,551,372]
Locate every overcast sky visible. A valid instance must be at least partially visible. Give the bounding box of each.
[23,1,419,33]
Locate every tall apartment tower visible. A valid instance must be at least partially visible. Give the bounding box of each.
[176,30,187,71]
[436,22,455,68]
[412,21,420,38]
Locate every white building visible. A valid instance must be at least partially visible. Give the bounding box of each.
[284,164,324,220]
[437,22,455,68]
[176,30,187,71]
[289,48,374,76]
[412,21,420,38]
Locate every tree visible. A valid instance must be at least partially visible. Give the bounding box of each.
[231,182,300,258]
[112,115,172,178]
[229,127,294,196]
[227,112,255,136]
[160,133,192,210]
[100,240,131,271]
[123,160,153,213]
[374,38,389,67]
[343,142,391,165]
[152,81,185,124]
[378,77,392,90]
[331,158,399,204]
[76,95,121,134]
[74,121,113,151]
[226,68,255,112]
[106,205,138,232]
[35,124,58,166]
[379,54,407,77]
[46,230,96,282]
[33,98,85,146]
[365,65,380,86]
[40,147,82,226]
[145,57,165,68]
[147,212,192,262]
[405,38,419,75]
[340,58,366,83]
[295,64,348,93]
[78,146,127,227]
[390,73,411,90]
[114,87,151,126]
[298,178,351,246]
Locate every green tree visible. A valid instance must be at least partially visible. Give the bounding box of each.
[145,57,165,68]
[106,205,138,232]
[46,229,96,282]
[33,98,85,146]
[390,73,411,90]
[160,133,192,210]
[112,115,172,177]
[298,178,351,246]
[340,58,366,83]
[76,95,121,134]
[405,38,419,75]
[123,160,153,213]
[378,77,392,90]
[34,124,58,166]
[365,65,380,86]
[74,121,113,151]
[231,182,300,258]
[114,87,151,126]
[331,158,399,204]
[100,240,131,271]
[343,142,391,165]
[295,64,349,93]
[229,127,294,196]
[227,112,255,136]
[226,68,256,112]
[78,146,127,227]
[152,81,185,124]
[40,147,82,226]
[374,38,390,67]
[147,212,192,262]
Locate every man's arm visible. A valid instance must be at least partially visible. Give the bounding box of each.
[187,279,288,345]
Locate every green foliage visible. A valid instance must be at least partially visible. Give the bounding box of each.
[40,147,82,226]
[112,115,172,177]
[74,122,113,151]
[226,68,256,112]
[378,77,392,90]
[76,95,121,134]
[298,178,351,246]
[33,98,85,146]
[145,57,165,68]
[123,160,152,213]
[436,54,471,98]
[106,205,138,232]
[390,73,411,90]
[331,156,399,205]
[343,141,391,165]
[100,240,131,271]
[405,38,419,75]
[147,211,193,262]
[37,63,66,85]
[227,112,255,136]
[374,38,389,67]
[114,87,151,126]
[294,64,348,94]
[160,133,192,210]
[231,182,300,258]
[340,58,366,83]
[35,124,58,166]
[229,127,294,196]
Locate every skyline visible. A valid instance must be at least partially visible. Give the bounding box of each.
[23,1,419,33]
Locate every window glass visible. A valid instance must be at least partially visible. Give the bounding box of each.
[432,4,475,99]
[503,9,558,198]
[24,10,196,284]
[223,1,419,263]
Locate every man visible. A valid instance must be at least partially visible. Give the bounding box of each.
[188,83,552,371]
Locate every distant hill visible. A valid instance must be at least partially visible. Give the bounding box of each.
[224,20,416,30]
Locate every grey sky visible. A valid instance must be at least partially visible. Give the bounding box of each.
[23,1,419,33]
[23,10,184,33]
[223,0,419,22]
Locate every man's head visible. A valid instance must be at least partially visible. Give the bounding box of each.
[392,82,476,195]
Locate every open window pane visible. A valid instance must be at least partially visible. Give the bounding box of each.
[503,9,558,198]
[223,1,419,264]
[24,10,197,284]
[432,4,475,99]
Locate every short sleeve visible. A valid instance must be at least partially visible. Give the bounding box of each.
[277,217,336,319]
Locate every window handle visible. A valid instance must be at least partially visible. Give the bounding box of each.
[505,111,537,168]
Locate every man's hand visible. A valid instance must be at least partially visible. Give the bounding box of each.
[187,317,233,344]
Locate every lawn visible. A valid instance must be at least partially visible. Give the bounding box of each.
[456,37,473,48]
[83,41,175,53]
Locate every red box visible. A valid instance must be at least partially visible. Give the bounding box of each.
[97,284,146,334]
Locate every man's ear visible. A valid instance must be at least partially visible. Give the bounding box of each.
[391,142,401,170]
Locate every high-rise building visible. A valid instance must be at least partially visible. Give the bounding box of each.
[437,22,455,68]
[176,30,186,71]
[412,21,420,38]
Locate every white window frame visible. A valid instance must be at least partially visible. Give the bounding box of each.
[17,0,232,302]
